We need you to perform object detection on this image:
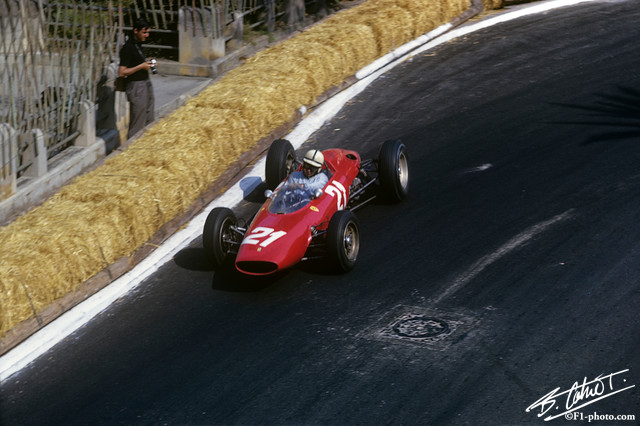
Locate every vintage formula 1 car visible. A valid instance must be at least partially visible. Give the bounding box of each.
[202,138,409,276]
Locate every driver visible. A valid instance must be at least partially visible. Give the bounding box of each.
[287,149,329,195]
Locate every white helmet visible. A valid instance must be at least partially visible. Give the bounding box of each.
[303,149,324,168]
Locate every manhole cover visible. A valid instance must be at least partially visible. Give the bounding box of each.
[393,316,450,338]
[361,305,479,350]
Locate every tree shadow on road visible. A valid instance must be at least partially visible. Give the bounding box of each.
[551,85,640,144]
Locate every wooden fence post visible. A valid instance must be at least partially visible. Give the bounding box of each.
[266,0,275,33]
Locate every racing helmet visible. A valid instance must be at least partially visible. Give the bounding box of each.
[303,149,324,169]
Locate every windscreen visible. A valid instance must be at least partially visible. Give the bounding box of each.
[268,185,313,214]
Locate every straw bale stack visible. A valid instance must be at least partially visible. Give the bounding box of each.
[0,0,471,338]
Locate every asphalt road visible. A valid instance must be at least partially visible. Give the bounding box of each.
[1,1,639,425]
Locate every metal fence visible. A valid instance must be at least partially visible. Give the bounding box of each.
[0,0,115,185]
[1,0,332,203]
[119,0,329,60]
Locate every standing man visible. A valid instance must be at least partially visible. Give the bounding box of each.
[118,18,156,140]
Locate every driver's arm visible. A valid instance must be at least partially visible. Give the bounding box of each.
[307,172,329,193]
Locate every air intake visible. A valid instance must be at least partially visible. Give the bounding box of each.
[236,261,279,275]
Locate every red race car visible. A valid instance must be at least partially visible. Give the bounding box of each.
[202,138,409,275]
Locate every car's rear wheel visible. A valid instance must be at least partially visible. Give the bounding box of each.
[378,139,409,202]
[203,207,238,269]
[327,210,360,273]
[265,139,297,190]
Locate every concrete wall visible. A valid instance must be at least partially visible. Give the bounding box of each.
[179,6,226,65]
[0,101,108,225]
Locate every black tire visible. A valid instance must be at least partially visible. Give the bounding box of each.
[203,207,238,269]
[378,139,409,202]
[265,139,296,190]
[327,210,360,273]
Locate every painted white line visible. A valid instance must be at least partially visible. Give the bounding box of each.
[433,209,575,304]
[463,163,493,173]
[408,0,599,61]
[0,0,596,382]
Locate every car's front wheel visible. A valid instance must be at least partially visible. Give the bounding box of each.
[327,210,360,273]
[203,207,238,269]
[265,139,297,190]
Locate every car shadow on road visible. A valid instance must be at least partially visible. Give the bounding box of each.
[173,246,212,271]
[173,246,281,292]
[210,266,285,292]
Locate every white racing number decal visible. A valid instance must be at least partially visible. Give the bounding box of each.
[242,227,287,247]
[325,181,348,210]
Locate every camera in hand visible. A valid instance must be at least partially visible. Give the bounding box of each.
[150,59,157,74]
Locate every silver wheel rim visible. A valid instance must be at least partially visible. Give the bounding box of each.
[397,151,409,190]
[285,152,295,174]
[220,217,234,253]
[343,221,360,261]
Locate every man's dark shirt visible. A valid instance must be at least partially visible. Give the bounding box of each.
[119,37,149,81]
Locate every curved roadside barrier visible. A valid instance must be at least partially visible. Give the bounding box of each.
[0,0,484,349]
